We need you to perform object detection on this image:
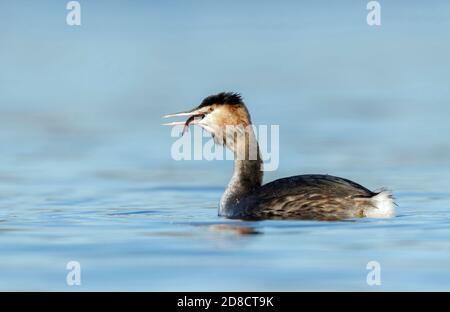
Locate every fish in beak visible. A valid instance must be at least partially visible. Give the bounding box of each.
[162,108,206,135]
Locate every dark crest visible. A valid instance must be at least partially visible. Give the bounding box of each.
[198,92,243,108]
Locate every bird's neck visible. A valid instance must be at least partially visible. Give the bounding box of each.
[219,128,263,216]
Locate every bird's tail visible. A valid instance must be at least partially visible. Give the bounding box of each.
[365,190,396,218]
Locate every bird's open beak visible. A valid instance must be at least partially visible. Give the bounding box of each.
[162,108,205,135]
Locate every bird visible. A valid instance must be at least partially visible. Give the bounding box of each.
[163,92,395,220]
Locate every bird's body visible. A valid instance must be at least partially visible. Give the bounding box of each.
[221,174,395,220]
[164,92,395,220]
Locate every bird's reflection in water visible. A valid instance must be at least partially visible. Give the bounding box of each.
[207,223,261,235]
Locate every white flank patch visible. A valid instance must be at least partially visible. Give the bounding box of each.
[365,191,396,218]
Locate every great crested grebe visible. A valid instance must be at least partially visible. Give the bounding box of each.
[163,92,395,220]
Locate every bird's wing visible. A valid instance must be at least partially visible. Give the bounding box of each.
[237,174,375,220]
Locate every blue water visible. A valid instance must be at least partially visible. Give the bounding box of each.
[1,1,450,291]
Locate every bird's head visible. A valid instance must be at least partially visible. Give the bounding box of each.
[163,92,253,147]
